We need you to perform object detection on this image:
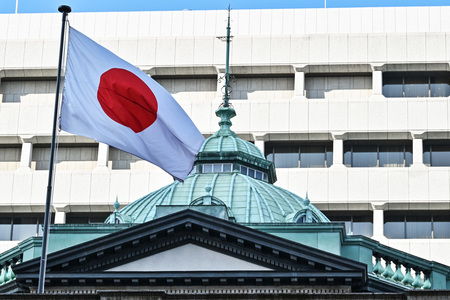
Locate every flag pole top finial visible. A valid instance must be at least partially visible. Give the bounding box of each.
[58,5,71,13]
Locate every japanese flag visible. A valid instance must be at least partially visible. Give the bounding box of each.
[61,27,205,181]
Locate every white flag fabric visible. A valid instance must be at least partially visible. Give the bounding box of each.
[61,27,205,181]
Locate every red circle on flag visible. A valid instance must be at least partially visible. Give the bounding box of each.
[97,68,158,133]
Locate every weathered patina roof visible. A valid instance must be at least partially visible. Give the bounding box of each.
[106,172,329,224]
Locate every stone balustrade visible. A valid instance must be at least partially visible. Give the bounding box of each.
[372,253,433,289]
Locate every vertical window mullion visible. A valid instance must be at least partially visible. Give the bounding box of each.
[430,144,433,166]
[298,146,301,168]
[402,76,405,97]
[9,218,13,241]
[403,144,406,167]
[431,215,434,239]
[351,145,353,167]
[428,76,431,97]
[377,144,380,167]
[404,215,407,239]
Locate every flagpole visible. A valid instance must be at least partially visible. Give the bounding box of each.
[37,4,71,294]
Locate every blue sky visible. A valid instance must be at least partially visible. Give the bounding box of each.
[1,0,450,14]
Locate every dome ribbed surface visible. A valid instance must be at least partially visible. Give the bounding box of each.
[109,172,329,224]
[200,135,265,159]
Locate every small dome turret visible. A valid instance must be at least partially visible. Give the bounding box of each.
[194,105,276,184]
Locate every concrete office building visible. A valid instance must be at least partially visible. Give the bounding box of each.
[1,5,450,270]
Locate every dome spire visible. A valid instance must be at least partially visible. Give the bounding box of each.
[221,5,232,108]
[216,5,236,136]
[215,5,236,137]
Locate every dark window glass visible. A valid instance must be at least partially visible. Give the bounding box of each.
[12,224,37,240]
[353,215,373,236]
[406,215,432,239]
[343,145,352,167]
[274,146,298,168]
[352,145,378,167]
[87,215,108,224]
[324,211,372,237]
[240,166,248,175]
[11,217,38,240]
[430,76,450,97]
[433,215,450,238]
[296,215,306,223]
[404,75,428,97]
[345,141,411,167]
[384,212,450,239]
[0,220,11,240]
[203,164,213,173]
[405,144,413,167]
[383,71,450,98]
[66,212,109,224]
[266,142,333,168]
[383,75,403,97]
[213,164,222,173]
[384,215,405,239]
[66,216,89,223]
[424,141,450,167]
[329,216,352,234]
[223,163,232,172]
[430,145,450,166]
[300,146,326,168]
[423,144,431,166]
[326,148,333,167]
[379,145,404,167]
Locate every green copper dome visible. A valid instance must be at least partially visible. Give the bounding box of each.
[106,105,329,225]
[106,172,329,223]
[200,107,264,159]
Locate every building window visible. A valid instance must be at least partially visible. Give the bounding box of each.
[384,211,450,239]
[32,144,98,171]
[0,214,47,241]
[305,74,372,99]
[240,165,267,181]
[265,142,333,168]
[202,163,233,173]
[66,212,110,224]
[0,146,21,171]
[383,72,450,98]
[344,141,412,167]
[229,76,295,100]
[324,211,373,237]
[423,140,450,167]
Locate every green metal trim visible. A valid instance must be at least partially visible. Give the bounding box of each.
[167,181,180,205]
[228,172,237,207]
[210,173,219,195]
[188,174,200,204]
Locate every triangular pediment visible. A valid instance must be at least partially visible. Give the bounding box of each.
[13,210,367,291]
[106,243,273,272]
